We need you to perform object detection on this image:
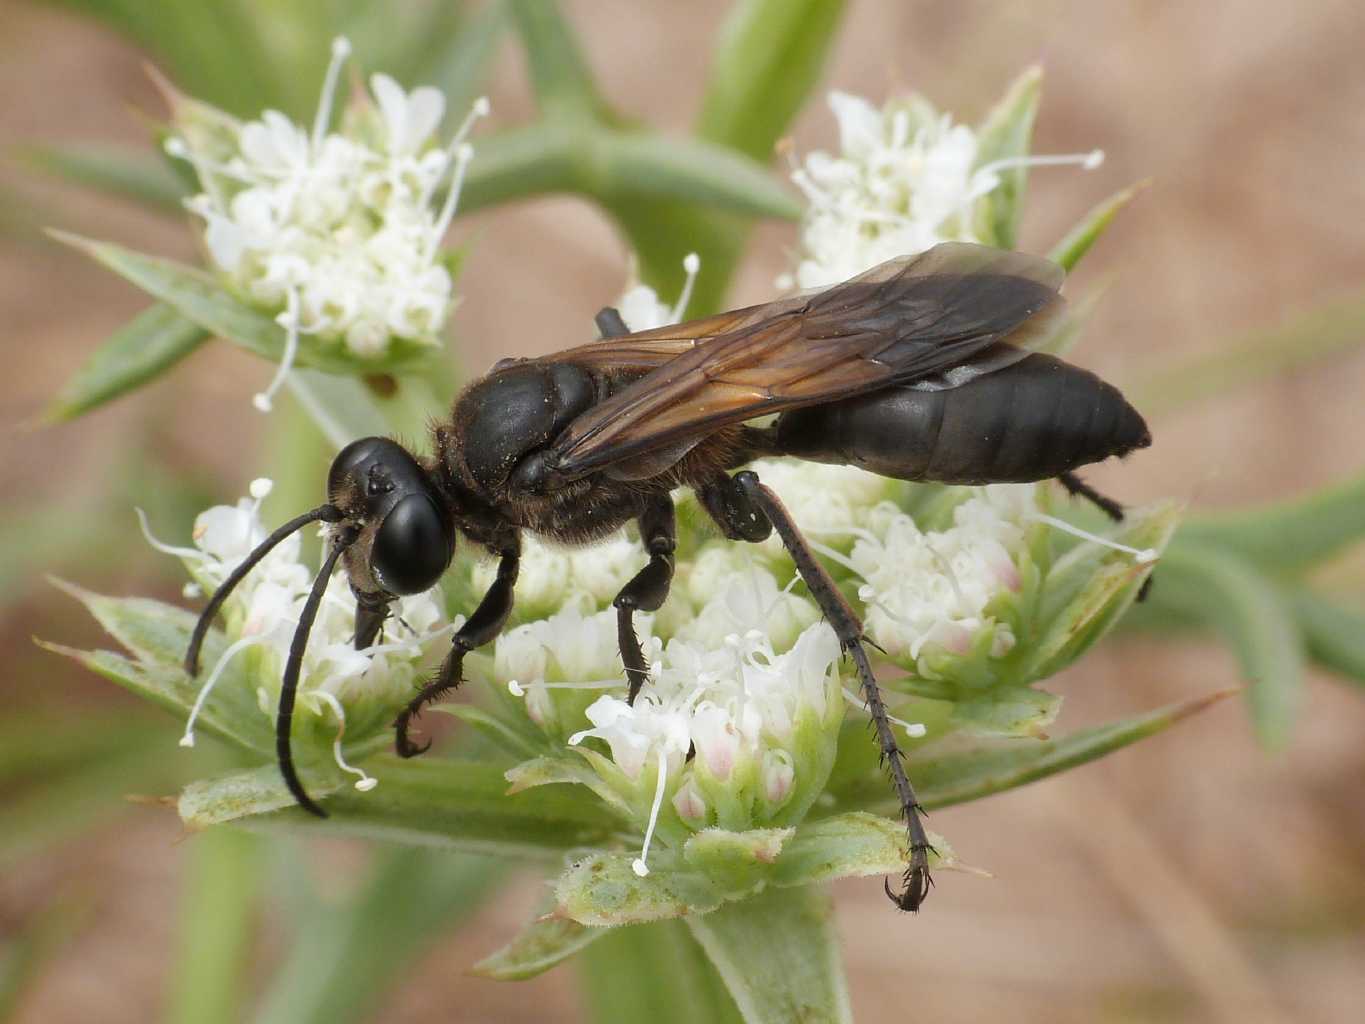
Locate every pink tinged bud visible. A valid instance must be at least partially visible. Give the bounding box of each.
[937,621,975,655]
[762,749,795,805]
[524,683,554,728]
[993,556,1022,592]
[691,705,740,781]
[671,776,708,823]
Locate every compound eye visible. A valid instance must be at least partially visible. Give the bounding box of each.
[370,493,453,596]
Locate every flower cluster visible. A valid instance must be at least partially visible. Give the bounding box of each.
[140,479,449,788]
[851,485,1042,666]
[491,565,843,877]
[165,38,488,409]
[784,90,1103,289]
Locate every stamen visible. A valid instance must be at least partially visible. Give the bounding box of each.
[248,478,273,523]
[136,507,204,561]
[426,143,474,260]
[974,148,1105,180]
[842,687,926,737]
[181,634,262,747]
[805,538,861,575]
[311,689,378,791]
[632,747,670,878]
[803,524,880,545]
[1027,512,1158,563]
[508,678,622,697]
[311,37,352,153]
[254,286,301,412]
[420,94,488,207]
[670,253,701,321]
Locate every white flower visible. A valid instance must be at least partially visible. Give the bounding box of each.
[370,73,446,157]
[786,90,1103,290]
[167,37,489,411]
[141,479,449,778]
[567,620,844,875]
[495,603,656,736]
[472,529,645,617]
[614,252,700,333]
[850,484,1036,664]
[676,553,817,653]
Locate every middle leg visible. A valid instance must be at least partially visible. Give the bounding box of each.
[614,495,677,705]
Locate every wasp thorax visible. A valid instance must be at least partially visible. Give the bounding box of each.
[328,437,455,596]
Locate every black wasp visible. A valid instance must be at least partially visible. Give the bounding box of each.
[185,242,1150,911]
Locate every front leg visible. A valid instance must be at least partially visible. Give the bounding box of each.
[394,542,520,757]
[615,495,676,705]
[732,470,933,912]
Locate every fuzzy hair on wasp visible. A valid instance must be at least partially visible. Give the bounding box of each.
[185,241,1151,911]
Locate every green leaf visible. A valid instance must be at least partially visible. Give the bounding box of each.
[44,303,209,422]
[168,829,259,1024]
[1132,286,1365,416]
[684,828,794,898]
[17,143,188,213]
[505,753,635,822]
[42,580,271,753]
[1151,544,1303,748]
[685,885,851,1024]
[51,232,439,374]
[1176,470,1365,575]
[253,847,504,1024]
[578,919,743,1024]
[972,65,1042,249]
[594,133,800,220]
[949,688,1062,739]
[697,0,848,160]
[831,691,1232,812]
[1047,181,1148,273]
[473,914,604,981]
[771,813,956,888]
[556,852,725,926]
[1022,500,1180,680]
[509,0,610,120]
[439,705,542,760]
[1287,588,1365,687]
[180,758,621,858]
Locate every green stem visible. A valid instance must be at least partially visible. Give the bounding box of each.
[167,828,260,1024]
[685,885,852,1024]
[578,919,743,1024]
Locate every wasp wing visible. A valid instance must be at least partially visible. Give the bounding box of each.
[547,242,1066,480]
[546,292,813,373]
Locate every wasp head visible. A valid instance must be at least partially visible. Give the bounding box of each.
[327,437,456,617]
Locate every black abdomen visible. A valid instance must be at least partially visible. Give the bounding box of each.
[769,353,1151,484]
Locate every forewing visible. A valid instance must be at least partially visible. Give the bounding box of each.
[548,242,1066,479]
[545,292,812,374]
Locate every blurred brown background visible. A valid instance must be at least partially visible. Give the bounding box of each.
[4,1,1365,1021]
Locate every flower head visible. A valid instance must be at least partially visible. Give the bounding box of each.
[785,90,1103,289]
[165,38,489,410]
[851,485,1042,673]
[141,479,449,787]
